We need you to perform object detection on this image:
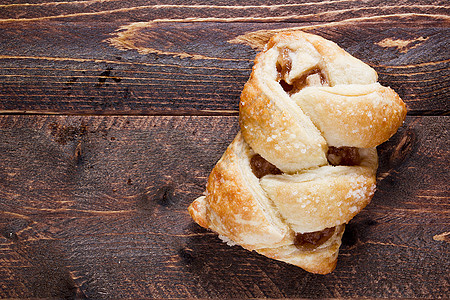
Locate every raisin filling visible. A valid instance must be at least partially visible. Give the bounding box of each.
[250,154,282,179]
[327,146,362,166]
[294,227,336,250]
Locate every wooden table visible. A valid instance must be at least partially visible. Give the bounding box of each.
[0,1,449,298]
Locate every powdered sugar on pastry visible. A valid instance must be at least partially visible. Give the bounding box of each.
[188,31,406,274]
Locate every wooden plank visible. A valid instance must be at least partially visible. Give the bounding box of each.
[0,115,448,298]
[1,0,448,23]
[0,3,448,114]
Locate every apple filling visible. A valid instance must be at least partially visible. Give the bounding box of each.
[276,47,328,95]
[327,146,361,166]
[250,146,359,250]
[250,154,282,179]
[294,227,336,250]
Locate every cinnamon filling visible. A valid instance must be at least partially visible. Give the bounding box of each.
[327,146,361,166]
[294,227,336,250]
[250,154,282,179]
[276,48,328,95]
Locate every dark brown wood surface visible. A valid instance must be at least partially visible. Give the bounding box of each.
[0,1,449,298]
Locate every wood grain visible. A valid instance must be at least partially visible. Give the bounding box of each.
[0,115,448,298]
[0,0,449,298]
[0,0,449,23]
[0,1,448,115]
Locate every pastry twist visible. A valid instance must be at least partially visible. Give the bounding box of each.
[188,31,406,274]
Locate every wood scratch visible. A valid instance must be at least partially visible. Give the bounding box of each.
[0,55,248,69]
[433,232,450,242]
[371,59,450,69]
[68,231,216,238]
[106,22,249,61]
[417,196,450,200]
[365,240,424,251]
[21,206,134,215]
[0,211,32,220]
[371,205,450,214]
[0,0,359,9]
[0,4,448,23]
[138,12,450,26]
[376,37,429,53]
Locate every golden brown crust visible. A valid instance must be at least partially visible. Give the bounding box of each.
[292,84,407,147]
[188,196,208,229]
[257,225,345,274]
[188,133,293,250]
[239,72,328,173]
[260,150,377,233]
[188,30,407,274]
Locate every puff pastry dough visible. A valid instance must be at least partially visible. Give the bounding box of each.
[188,31,406,274]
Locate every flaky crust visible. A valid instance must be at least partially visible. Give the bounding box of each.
[188,133,293,250]
[256,225,345,274]
[188,31,407,274]
[261,148,377,233]
[292,84,407,147]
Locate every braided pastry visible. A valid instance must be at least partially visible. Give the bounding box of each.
[188,31,406,274]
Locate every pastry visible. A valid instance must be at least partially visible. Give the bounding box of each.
[188,31,406,274]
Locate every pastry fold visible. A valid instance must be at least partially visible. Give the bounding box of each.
[189,133,292,251]
[189,31,406,274]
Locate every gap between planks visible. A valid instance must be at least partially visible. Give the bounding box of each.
[0,110,240,117]
[0,110,448,117]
